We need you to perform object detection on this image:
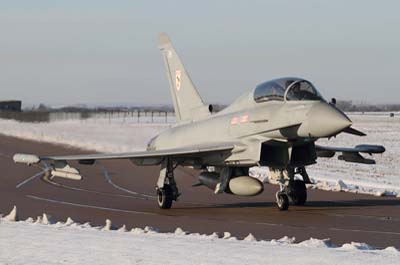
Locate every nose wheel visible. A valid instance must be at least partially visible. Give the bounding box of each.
[276,191,289,211]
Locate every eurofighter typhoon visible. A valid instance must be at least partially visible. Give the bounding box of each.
[14,33,385,210]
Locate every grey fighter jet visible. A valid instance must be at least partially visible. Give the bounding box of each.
[14,33,385,210]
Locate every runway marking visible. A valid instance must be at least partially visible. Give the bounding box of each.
[16,169,48,189]
[235,220,400,237]
[101,167,214,207]
[101,166,220,207]
[40,167,152,201]
[26,195,159,216]
[38,163,209,207]
[102,166,155,199]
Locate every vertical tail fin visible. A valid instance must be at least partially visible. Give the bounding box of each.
[158,33,210,122]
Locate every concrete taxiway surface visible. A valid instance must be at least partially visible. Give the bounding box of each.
[1,135,399,248]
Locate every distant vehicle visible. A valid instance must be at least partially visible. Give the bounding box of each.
[14,33,385,210]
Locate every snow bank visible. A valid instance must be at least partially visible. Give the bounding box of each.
[103,219,113,231]
[3,205,18,221]
[0,208,399,265]
[0,112,399,196]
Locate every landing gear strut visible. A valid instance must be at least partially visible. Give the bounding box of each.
[272,167,310,211]
[156,158,179,209]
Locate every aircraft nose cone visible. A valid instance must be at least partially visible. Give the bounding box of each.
[305,103,352,138]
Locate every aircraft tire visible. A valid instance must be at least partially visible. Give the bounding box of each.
[157,185,173,209]
[289,180,307,206]
[276,192,289,211]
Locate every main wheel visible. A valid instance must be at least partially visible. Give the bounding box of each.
[276,192,289,211]
[157,185,173,209]
[289,180,307,206]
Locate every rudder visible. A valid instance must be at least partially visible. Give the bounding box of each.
[158,33,210,122]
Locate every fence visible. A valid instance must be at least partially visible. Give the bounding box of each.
[0,110,176,124]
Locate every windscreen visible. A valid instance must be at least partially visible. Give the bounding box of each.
[254,81,286,102]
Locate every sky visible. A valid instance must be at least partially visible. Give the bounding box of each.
[0,0,399,106]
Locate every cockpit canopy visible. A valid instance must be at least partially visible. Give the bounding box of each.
[254,77,324,103]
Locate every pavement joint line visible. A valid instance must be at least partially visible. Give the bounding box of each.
[26,194,159,216]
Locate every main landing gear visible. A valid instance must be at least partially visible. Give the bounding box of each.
[156,158,179,209]
[272,167,310,211]
[157,184,174,209]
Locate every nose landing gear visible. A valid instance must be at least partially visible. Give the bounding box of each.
[276,191,289,211]
[272,167,310,211]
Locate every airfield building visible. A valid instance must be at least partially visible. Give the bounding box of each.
[0,100,22,112]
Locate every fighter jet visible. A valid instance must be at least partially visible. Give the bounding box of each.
[14,33,385,210]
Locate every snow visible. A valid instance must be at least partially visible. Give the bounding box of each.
[174,227,187,236]
[103,219,113,231]
[3,205,18,221]
[243,233,257,242]
[0,208,399,265]
[0,112,399,196]
[41,213,55,225]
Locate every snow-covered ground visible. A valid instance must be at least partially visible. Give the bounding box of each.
[0,207,399,265]
[0,112,399,196]
[0,118,171,153]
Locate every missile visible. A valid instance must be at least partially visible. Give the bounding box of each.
[338,152,375,164]
[196,172,220,190]
[13,154,40,165]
